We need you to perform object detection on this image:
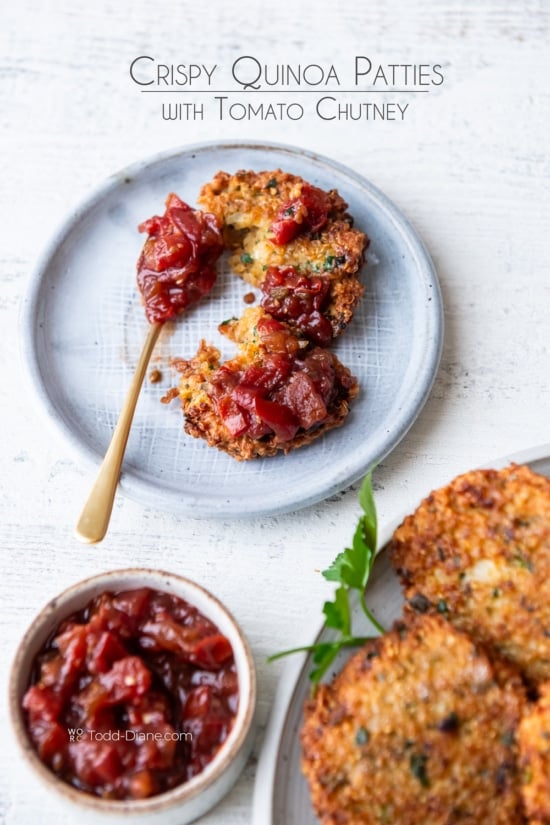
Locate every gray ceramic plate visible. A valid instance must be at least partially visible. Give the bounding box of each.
[21,140,443,519]
[253,445,550,823]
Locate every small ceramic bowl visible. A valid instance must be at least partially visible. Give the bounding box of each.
[9,568,257,825]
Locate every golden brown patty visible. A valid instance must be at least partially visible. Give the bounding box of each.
[301,613,526,825]
[518,682,550,824]
[198,169,367,337]
[173,307,358,460]
[390,464,550,685]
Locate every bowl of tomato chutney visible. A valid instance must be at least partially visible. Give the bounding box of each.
[9,568,256,824]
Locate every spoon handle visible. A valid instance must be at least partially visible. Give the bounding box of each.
[75,322,163,544]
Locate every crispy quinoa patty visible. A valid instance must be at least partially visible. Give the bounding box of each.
[198,169,367,338]
[172,307,358,460]
[390,464,550,685]
[301,613,526,825]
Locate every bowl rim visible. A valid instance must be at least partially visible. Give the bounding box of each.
[9,567,257,814]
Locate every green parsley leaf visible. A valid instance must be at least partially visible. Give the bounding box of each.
[322,471,377,591]
[355,726,370,745]
[267,467,384,687]
[240,253,253,264]
[309,642,341,683]
[409,753,430,788]
[323,254,347,271]
[358,469,377,549]
[322,586,351,635]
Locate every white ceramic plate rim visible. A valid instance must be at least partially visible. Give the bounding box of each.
[252,442,550,823]
[20,139,443,519]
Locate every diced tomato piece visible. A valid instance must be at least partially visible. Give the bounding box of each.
[296,311,333,346]
[99,656,152,704]
[69,740,122,787]
[300,184,331,232]
[231,385,262,413]
[195,717,228,752]
[112,588,151,621]
[92,600,135,640]
[29,718,68,763]
[269,185,330,245]
[127,769,156,799]
[216,395,249,437]
[169,208,204,249]
[55,623,86,658]
[54,625,87,694]
[140,234,193,272]
[254,397,300,441]
[191,634,234,670]
[23,685,63,722]
[245,418,272,439]
[73,678,108,719]
[140,612,201,657]
[240,353,291,391]
[184,685,212,719]
[257,317,301,355]
[185,694,230,753]
[134,723,177,771]
[281,372,328,429]
[301,348,337,399]
[210,364,240,398]
[190,667,239,697]
[126,692,171,727]
[38,655,63,688]
[88,631,128,675]
[165,192,191,212]
[256,316,287,336]
[270,216,302,245]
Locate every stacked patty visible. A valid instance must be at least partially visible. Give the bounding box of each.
[172,169,368,459]
[302,613,526,825]
[302,464,550,823]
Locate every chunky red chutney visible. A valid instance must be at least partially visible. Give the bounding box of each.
[137,193,224,324]
[260,265,333,346]
[212,315,355,442]
[269,183,330,245]
[22,588,238,800]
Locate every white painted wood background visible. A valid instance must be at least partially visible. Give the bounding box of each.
[1,1,549,822]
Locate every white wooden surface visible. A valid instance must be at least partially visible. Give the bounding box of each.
[1,1,549,822]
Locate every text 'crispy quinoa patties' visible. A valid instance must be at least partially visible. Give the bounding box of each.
[301,613,526,825]
[390,464,550,685]
[519,681,550,824]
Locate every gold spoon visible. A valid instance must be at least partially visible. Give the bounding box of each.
[75,321,162,544]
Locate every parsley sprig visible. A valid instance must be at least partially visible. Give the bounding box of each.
[268,470,384,685]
